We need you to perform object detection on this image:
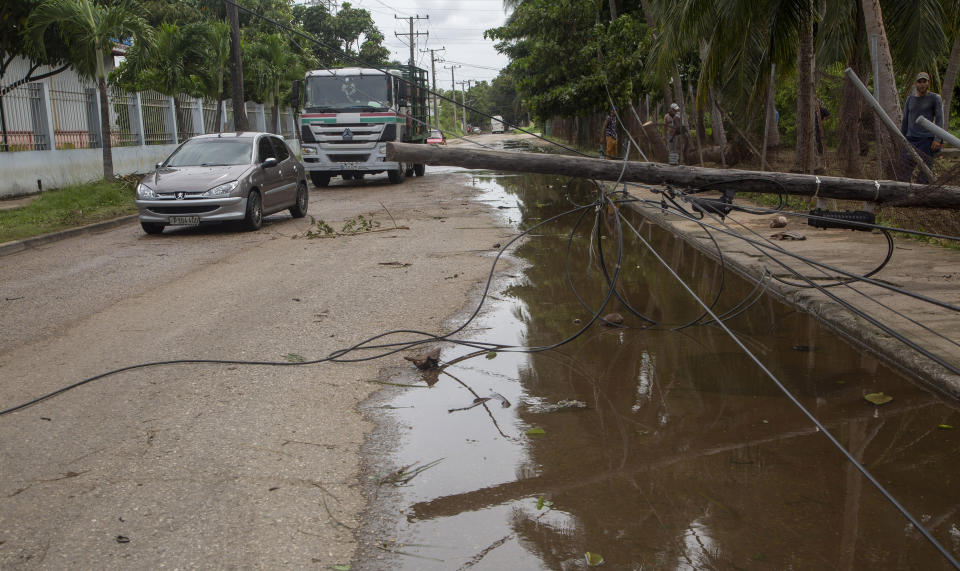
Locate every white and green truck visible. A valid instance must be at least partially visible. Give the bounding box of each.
[295,66,429,187]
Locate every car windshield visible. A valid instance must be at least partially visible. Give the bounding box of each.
[305,74,390,112]
[165,139,253,167]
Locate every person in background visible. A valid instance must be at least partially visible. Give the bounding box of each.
[602,108,618,159]
[897,71,943,183]
[663,103,682,165]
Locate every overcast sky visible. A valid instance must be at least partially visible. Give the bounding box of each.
[345,0,510,86]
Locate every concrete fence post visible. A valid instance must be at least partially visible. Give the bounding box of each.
[165,96,179,145]
[191,96,205,136]
[84,87,102,149]
[28,82,55,150]
[129,92,145,146]
[253,103,266,131]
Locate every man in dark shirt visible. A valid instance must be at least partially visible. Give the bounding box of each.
[897,71,944,183]
[602,108,618,159]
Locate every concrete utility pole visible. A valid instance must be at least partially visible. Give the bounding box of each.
[444,63,460,131]
[421,47,445,129]
[457,80,469,130]
[225,0,248,131]
[395,15,429,67]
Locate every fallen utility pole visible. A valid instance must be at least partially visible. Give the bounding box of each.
[916,116,960,149]
[844,67,935,182]
[387,142,960,209]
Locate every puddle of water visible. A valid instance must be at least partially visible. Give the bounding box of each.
[360,149,960,569]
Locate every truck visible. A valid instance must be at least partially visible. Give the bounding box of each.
[491,115,505,134]
[294,66,429,187]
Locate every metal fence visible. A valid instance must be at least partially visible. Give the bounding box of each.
[0,83,49,151]
[140,90,174,145]
[1,80,296,152]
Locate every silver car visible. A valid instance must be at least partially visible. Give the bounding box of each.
[135,132,308,234]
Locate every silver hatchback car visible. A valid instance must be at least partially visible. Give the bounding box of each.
[135,132,308,234]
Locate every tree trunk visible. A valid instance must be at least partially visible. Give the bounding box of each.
[942,34,960,126]
[608,0,617,20]
[861,0,900,178]
[794,4,816,174]
[217,67,225,133]
[98,77,114,180]
[838,9,866,178]
[709,89,727,147]
[226,1,248,131]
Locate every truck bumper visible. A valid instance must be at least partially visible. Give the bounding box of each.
[301,143,398,173]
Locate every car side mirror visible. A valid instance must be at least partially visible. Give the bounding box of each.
[261,157,278,169]
[155,162,163,170]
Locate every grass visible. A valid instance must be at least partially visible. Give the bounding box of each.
[0,178,138,244]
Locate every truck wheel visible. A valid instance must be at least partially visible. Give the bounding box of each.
[342,173,353,180]
[310,172,330,187]
[388,165,406,184]
[413,163,425,176]
[354,173,365,181]
[404,166,414,177]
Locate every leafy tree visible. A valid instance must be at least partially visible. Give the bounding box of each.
[27,0,154,179]
[247,32,304,133]
[1,0,72,150]
[293,2,390,68]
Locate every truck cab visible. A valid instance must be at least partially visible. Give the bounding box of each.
[297,66,428,186]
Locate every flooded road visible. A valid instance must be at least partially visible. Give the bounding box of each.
[361,155,960,569]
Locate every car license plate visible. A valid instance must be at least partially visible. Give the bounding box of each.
[169,216,200,225]
[338,162,359,170]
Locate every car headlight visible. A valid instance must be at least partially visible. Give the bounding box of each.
[202,180,239,197]
[301,146,316,155]
[136,183,157,199]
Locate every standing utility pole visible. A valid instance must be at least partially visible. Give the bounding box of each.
[444,64,460,132]
[457,80,469,131]
[395,15,429,67]
[225,0,248,130]
[421,47,445,129]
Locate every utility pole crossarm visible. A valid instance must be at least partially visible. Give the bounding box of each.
[395,15,429,67]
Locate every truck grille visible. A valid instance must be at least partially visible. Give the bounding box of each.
[328,154,370,162]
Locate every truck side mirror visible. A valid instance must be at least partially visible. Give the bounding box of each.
[291,80,302,109]
[397,81,409,106]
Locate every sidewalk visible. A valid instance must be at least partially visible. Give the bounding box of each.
[620,184,960,397]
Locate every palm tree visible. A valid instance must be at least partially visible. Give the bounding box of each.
[937,0,960,124]
[27,0,153,179]
[120,22,204,139]
[196,21,231,133]
[248,33,302,134]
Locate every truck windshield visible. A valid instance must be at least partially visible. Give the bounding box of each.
[305,74,390,112]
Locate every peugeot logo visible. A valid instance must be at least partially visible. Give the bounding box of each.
[342,128,353,141]
[176,192,185,200]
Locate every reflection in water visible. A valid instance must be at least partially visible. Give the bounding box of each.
[364,166,960,570]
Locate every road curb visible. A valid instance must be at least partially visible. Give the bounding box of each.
[0,214,139,257]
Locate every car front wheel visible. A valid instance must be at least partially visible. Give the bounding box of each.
[141,221,165,235]
[289,182,308,218]
[243,190,263,231]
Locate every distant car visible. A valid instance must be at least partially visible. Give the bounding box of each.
[135,132,308,234]
[426,129,445,145]
[472,127,481,134]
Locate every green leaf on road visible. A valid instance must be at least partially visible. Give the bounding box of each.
[864,392,893,405]
[525,427,546,437]
[284,353,306,363]
[584,552,605,566]
[486,351,497,359]
[938,424,954,430]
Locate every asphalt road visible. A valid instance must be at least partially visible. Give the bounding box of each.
[0,153,512,569]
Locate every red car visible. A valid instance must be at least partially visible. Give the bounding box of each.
[426,129,445,145]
